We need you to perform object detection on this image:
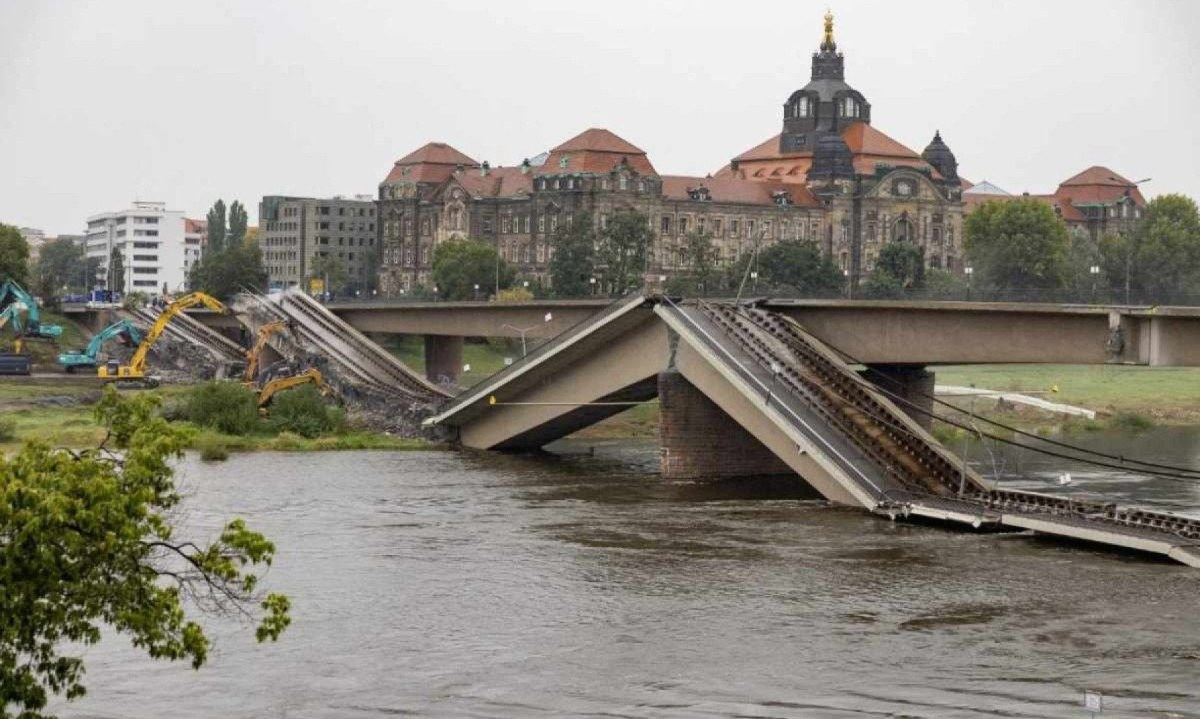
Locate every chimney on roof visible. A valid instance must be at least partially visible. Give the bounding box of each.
[520,158,531,175]
[480,161,490,177]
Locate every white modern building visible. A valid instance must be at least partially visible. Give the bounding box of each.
[83,201,189,295]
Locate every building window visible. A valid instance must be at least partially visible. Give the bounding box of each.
[483,218,492,233]
[502,217,510,233]
[619,175,628,190]
[679,217,689,235]
[661,215,672,234]
[746,220,755,237]
[713,218,723,235]
[537,245,545,263]
[538,215,545,232]
[730,219,740,236]
[600,214,609,229]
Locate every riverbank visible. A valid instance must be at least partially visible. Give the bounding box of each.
[0,376,436,456]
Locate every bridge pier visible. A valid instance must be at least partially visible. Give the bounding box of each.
[860,364,935,430]
[424,335,463,385]
[658,370,794,480]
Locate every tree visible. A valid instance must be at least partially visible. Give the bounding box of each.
[0,388,290,717]
[964,198,1069,291]
[33,237,87,298]
[228,200,249,247]
[431,238,513,300]
[597,210,651,295]
[188,241,268,300]
[0,223,30,286]
[863,241,925,298]
[680,231,719,293]
[1100,194,1200,301]
[549,211,596,297]
[757,239,844,295]
[307,253,348,296]
[206,199,227,254]
[108,246,125,292]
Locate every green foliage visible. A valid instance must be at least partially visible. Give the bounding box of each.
[108,246,125,292]
[206,199,227,254]
[494,286,533,302]
[1109,411,1154,433]
[189,239,268,300]
[597,210,652,295]
[431,238,513,300]
[0,417,15,441]
[964,198,1069,290]
[182,381,260,435]
[0,224,30,287]
[549,211,596,297]
[864,241,925,297]
[307,253,348,296]
[267,385,345,438]
[227,200,248,247]
[0,387,289,717]
[1100,194,1200,299]
[197,437,230,462]
[758,239,844,294]
[33,238,88,299]
[121,290,147,310]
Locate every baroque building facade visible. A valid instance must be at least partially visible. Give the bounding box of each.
[375,13,965,295]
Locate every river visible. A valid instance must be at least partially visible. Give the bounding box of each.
[55,428,1200,718]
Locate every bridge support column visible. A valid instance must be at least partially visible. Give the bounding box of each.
[861,364,935,431]
[658,370,793,479]
[424,335,463,385]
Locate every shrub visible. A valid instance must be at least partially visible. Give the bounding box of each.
[1109,411,1154,433]
[0,418,16,441]
[268,385,344,438]
[197,438,230,462]
[183,381,260,435]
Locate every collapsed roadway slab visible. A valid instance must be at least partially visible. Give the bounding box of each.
[426,295,1200,567]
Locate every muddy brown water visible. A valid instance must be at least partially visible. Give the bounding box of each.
[54,428,1200,718]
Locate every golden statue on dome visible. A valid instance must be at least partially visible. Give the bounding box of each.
[821,10,836,51]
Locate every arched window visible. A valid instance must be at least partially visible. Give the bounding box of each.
[894,218,913,242]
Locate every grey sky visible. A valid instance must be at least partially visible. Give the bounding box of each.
[2,0,1197,235]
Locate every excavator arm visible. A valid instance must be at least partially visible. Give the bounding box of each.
[243,320,290,383]
[256,368,332,408]
[60,319,143,370]
[104,292,229,381]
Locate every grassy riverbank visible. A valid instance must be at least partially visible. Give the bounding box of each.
[0,377,433,456]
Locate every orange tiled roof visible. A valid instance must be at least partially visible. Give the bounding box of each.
[183,218,207,233]
[384,142,479,184]
[538,128,657,177]
[719,122,932,183]
[446,167,532,199]
[661,175,819,207]
[1054,166,1145,206]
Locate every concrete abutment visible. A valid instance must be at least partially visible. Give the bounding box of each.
[424,335,463,384]
[658,369,795,480]
[860,364,935,430]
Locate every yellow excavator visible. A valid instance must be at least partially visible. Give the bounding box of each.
[256,367,333,409]
[98,291,229,386]
[242,320,291,384]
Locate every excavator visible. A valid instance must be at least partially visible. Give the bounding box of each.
[57,318,143,373]
[242,320,291,384]
[256,367,334,409]
[0,301,32,374]
[0,279,63,340]
[98,291,229,386]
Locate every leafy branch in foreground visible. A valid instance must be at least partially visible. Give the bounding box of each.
[0,387,291,718]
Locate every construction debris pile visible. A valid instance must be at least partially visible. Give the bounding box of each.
[233,290,451,438]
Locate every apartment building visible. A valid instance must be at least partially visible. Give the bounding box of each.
[83,201,188,294]
[259,194,377,292]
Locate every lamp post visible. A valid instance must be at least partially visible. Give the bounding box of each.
[751,270,759,295]
[589,276,596,297]
[502,310,552,357]
[843,268,851,300]
[1089,264,1100,304]
[964,265,974,301]
[473,283,480,301]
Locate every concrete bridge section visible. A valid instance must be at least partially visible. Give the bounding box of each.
[425,295,1200,567]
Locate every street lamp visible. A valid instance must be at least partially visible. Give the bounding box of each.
[1089,264,1100,304]
[843,268,851,300]
[473,283,480,301]
[750,270,759,295]
[964,265,974,300]
[589,277,596,296]
[503,312,552,357]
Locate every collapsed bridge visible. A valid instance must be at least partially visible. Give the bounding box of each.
[426,295,1200,567]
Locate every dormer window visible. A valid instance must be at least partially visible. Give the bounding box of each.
[558,155,570,169]
[842,97,860,118]
[772,191,791,207]
[791,96,810,118]
[687,186,711,202]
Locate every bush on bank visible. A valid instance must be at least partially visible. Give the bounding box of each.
[268,385,346,438]
[181,381,259,435]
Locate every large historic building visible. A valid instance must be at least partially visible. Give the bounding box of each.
[374,12,1142,295]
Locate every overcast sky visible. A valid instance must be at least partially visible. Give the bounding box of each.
[2,0,1197,235]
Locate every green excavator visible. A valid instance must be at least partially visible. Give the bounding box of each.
[57,318,143,373]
